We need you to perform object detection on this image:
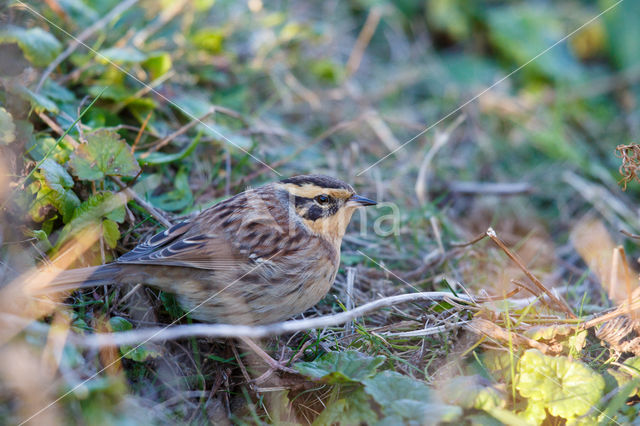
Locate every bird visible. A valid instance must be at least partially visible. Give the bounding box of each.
[38,175,377,325]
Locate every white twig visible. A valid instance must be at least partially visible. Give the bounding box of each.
[345,267,356,336]
[79,292,473,347]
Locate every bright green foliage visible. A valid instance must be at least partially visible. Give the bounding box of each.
[29,159,80,223]
[516,349,605,421]
[0,107,15,144]
[101,219,120,249]
[142,52,173,80]
[69,129,141,181]
[519,399,547,425]
[0,26,62,66]
[295,350,385,384]
[191,28,225,53]
[309,59,344,85]
[55,192,126,249]
[109,317,161,362]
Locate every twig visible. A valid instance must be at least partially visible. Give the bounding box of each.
[141,108,215,157]
[486,227,576,318]
[131,111,152,152]
[346,6,384,77]
[74,292,474,347]
[621,230,640,239]
[467,318,552,354]
[415,114,465,204]
[450,231,487,248]
[111,177,172,228]
[35,0,141,92]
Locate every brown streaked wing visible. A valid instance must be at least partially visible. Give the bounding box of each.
[116,213,247,270]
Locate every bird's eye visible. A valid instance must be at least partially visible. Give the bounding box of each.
[314,194,331,205]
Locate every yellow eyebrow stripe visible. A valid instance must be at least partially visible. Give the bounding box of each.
[279,183,352,199]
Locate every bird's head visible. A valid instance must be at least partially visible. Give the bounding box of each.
[276,175,376,243]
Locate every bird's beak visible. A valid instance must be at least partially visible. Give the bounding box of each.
[347,194,377,207]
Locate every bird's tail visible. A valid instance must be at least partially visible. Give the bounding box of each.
[28,264,122,295]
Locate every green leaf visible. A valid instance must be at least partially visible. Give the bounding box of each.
[386,400,462,424]
[487,4,583,81]
[109,316,161,362]
[136,136,201,166]
[29,162,81,223]
[362,369,462,424]
[598,378,640,426]
[0,107,16,144]
[295,351,386,384]
[28,159,80,223]
[143,52,172,80]
[191,28,225,54]
[603,368,632,395]
[312,388,378,426]
[109,316,133,332]
[56,192,127,248]
[0,26,62,66]
[102,219,120,249]
[309,59,344,84]
[516,349,605,420]
[69,129,141,181]
[99,47,147,63]
[14,84,59,113]
[149,167,193,212]
[363,370,431,406]
[39,159,74,191]
[26,136,73,163]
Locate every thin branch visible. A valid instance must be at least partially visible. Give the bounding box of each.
[111,177,172,228]
[77,292,474,347]
[140,108,215,157]
[346,6,384,77]
[486,227,576,318]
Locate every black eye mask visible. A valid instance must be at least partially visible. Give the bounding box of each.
[294,196,341,221]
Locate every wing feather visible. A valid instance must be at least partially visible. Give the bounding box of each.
[116,218,245,270]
